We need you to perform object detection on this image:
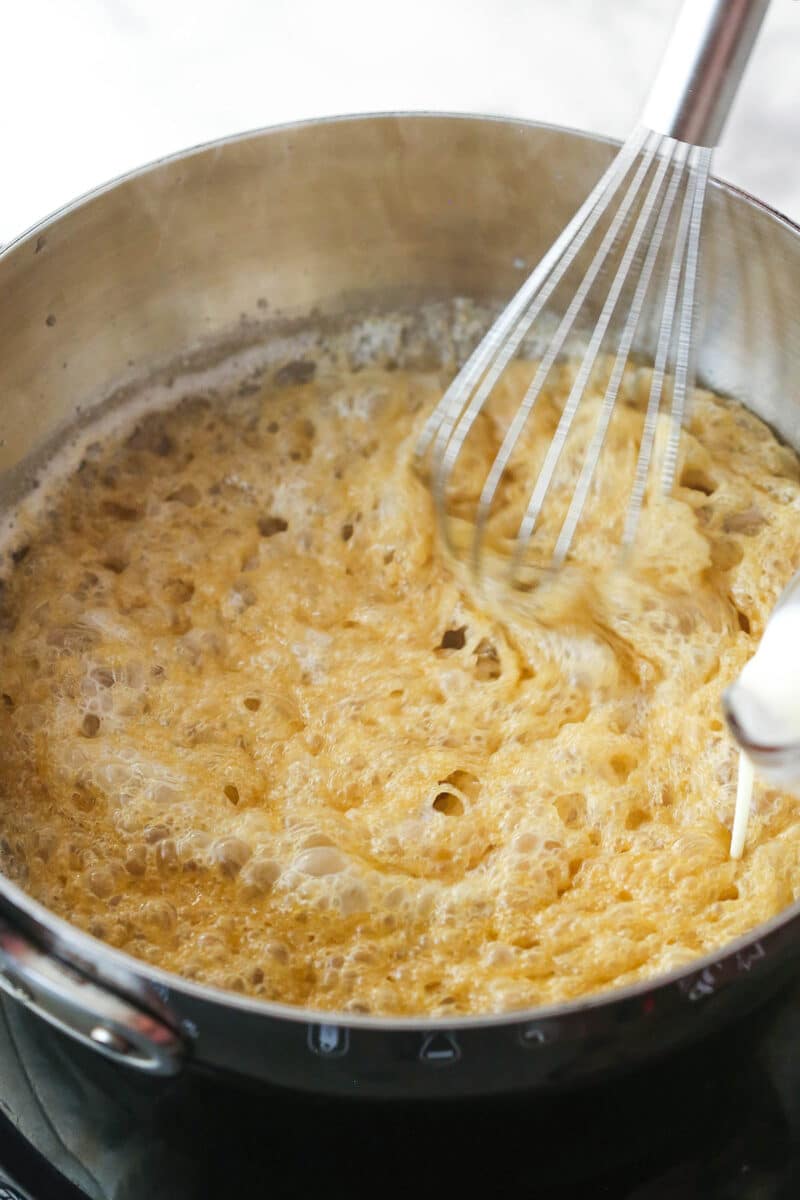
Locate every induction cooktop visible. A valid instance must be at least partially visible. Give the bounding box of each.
[0,982,798,1200]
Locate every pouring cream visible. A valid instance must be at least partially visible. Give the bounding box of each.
[725,572,800,858]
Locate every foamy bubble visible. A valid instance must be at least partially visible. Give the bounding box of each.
[294,847,347,877]
[485,943,515,967]
[80,610,132,642]
[86,866,115,899]
[177,830,211,861]
[265,941,289,964]
[240,857,282,894]
[337,880,369,915]
[141,898,177,933]
[210,836,252,877]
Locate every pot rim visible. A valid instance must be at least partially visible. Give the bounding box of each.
[4,109,799,258]
[2,110,799,1034]
[6,865,799,1032]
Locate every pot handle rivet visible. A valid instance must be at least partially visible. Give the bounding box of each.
[89,1025,133,1056]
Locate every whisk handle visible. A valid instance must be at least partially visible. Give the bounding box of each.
[642,0,770,147]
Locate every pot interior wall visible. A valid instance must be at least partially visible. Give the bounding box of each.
[0,116,798,491]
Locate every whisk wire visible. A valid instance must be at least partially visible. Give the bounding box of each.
[415,130,651,561]
[416,125,649,469]
[552,141,690,567]
[659,146,712,496]
[469,129,662,574]
[512,138,678,570]
[420,126,718,581]
[622,146,710,549]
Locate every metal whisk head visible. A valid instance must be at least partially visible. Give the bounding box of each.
[416,0,769,588]
[416,126,712,585]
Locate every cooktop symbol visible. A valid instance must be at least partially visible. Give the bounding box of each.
[681,963,725,1002]
[519,1023,551,1048]
[307,1023,349,1058]
[419,1032,461,1065]
[736,941,766,973]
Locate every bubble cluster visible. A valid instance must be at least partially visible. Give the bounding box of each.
[0,356,798,1016]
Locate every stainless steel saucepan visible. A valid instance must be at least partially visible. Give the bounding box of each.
[0,115,799,1108]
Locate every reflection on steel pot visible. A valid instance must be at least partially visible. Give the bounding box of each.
[0,118,799,1154]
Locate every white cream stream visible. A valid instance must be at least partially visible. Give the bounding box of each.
[727,588,800,858]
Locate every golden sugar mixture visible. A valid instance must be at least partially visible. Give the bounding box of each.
[0,354,799,1016]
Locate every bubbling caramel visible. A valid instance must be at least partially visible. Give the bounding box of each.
[0,354,799,1016]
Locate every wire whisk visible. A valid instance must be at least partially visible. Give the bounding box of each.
[417,0,770,585]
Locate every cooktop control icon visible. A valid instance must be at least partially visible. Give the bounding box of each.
[307,1023,349,1058]
[419,1032,461,1065]
[519,1022,551,1048]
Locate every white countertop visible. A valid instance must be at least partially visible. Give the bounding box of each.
[2,0,797,242]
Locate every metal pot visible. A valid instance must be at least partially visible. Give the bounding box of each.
[0,114,799,1115]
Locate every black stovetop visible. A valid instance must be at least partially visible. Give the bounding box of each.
[1,985,799,1200]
